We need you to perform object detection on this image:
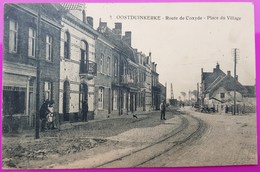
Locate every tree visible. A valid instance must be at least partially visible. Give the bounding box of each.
[191,90,198,99]
[180,92,186,100]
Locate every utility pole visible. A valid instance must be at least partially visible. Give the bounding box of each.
[233,48,238,115]
[197,83,199,103]
[171,83,174,99]
[35,6,41,139]
[165,82,167,102]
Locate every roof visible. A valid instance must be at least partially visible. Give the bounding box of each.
[203,68,226,90]
[97,26,135,62]
[202,72,212,81]
[244,85,256,97]
[207,75,248,97]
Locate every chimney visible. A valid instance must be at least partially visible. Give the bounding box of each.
[155,64,157,72]
[99,21,107,28]
[227,71,231,76]
[123,31,131,46]
[216,62,220,69]
[86,16,93,27]
[112,22,122,38]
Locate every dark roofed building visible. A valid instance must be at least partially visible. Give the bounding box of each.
[200,63,256,114]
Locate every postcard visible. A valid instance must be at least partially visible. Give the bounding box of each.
[2,2,257,169]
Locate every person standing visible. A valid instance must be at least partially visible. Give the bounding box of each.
[82,101,88,122]
[47,100,55,130]
[160,100,166,120]
[39,100,49,132]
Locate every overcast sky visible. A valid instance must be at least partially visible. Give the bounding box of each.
[84,3,255,99]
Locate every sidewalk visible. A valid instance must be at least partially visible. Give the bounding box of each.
[3,110,160,138]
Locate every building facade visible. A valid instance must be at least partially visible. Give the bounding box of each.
[3,4,61,131]
[3,4,165,132]
[59,6,97,122]
[95,34,114,119]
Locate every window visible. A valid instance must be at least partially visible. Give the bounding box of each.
[9,19,18,53]
[80,41,88,73]
[28,27,36,57]
[64,31,70,59]
[100,54,104,73]
[220,93,225,98]
[113,90,118,110]
[107,57,110,75]
[44,82,52,100]
[46,35,53,61]
[114,58,118,76]
[3,89,25,115]
[98,87,104,109]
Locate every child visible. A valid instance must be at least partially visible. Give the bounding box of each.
[47,101,55,130]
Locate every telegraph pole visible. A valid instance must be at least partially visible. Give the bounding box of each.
[165,82,167,102]
[233,48,238,115]
[35,6,41,139]
[171,83,174,99]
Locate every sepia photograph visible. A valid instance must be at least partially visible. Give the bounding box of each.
[1,2,257,169]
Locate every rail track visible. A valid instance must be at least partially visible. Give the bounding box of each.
[95,112,207,168]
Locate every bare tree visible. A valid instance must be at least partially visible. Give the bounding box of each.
[180,92,186,100]
[191,90,197,99]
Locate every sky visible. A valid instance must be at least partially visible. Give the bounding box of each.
[84,3,255,99]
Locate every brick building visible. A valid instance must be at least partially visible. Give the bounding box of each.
[3,3,165,129]
[3,4,61,132]
[95,33,114,119]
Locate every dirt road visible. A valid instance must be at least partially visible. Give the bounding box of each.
[2,107,257,169]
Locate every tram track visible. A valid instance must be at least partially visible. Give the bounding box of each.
[95,112,207,168]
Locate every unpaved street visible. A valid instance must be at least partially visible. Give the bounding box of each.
[2,107,257,169]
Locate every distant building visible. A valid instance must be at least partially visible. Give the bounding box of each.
[200,63,255,113]
[152,63,161,110]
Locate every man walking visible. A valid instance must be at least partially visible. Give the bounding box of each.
[160,100,166,120]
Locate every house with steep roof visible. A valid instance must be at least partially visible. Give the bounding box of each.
[201,63,255,113]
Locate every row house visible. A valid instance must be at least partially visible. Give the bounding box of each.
[135,51,153,111]
[97,22,147,116]
[94,32,114,119]
[3,3,165,131]
[3,4,61,131]
[59,5,98,122]
[151,62,161,110]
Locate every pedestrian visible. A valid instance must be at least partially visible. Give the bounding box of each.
[47,100,55,130]
[160,100,166,120]
[225,105,228,113]
[82,100,88,122]
[39,99,49,132]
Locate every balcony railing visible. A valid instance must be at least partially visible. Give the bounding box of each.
[79,60,97,79]
[121,75,134,84]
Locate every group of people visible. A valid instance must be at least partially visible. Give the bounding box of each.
[40,99,89,132]
[39,99,55,131]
